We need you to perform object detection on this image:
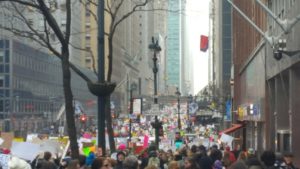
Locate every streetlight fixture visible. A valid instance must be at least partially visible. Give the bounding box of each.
[187,94,193,133]
[175,87,181,130]
[129,82,137,143]
[149,36,162,148]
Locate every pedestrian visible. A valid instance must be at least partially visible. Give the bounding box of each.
[145,165,158,169]
[229,161,247,169]
[283,152,298,169]
[222,151,232,168]
[91,157,112,169]
[78,155,88,169]
[40,151,58,169]
[209,149,223,169]
[86,151,96,167]
[147,151,160,168]
[224,146,236,164]
[123,155,139,169]
[184,157,199,169]
[66,160,80,169]
[168,161,180,169]
[260,150,276,169]
[246,148,263,169]
[237,151,247,162]
[114,151,125,169]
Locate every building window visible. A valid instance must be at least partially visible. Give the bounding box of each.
[5,50,9,63]
[0,50,4,62]
[0,76,4,87]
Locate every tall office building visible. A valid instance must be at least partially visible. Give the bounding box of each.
[210,0,232,100]
[166,0,186,92]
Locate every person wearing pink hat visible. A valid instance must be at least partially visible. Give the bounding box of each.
[117,144,126,151]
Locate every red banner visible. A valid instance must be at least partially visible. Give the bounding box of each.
[200,35,209,52]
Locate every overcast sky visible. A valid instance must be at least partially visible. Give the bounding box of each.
[186,0,210,95]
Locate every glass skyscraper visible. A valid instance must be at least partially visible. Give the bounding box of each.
[166,0,183,88]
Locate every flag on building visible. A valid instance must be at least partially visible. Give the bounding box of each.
[200,35,209,52]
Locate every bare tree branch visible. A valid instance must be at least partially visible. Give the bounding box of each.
[105,0,113,15]
[86,0,98,6]
[111,0,149,38]
[0,0,39,8]
[69,43,98,76]
[80,0,98,24]
[37,0,66,46]
[65,0,71,44]
[113,0,125,20]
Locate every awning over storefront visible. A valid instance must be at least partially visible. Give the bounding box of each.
[219,124,244,135]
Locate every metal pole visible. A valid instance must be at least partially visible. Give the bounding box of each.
[97,0,106,156]
[149,36,161,149]
[129,88,133,142]
[153,51,160,148]
[177,97,181,130]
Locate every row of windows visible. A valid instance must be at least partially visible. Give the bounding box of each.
[13,52,60,76]
[0,40,9,49]
[13,77,60,97]
[0,99,59,113]
[0,49,10,64]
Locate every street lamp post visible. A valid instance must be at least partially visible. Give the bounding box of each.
[129,82,137,143]
[187,95,193,133]
[175,87,181,130]
[149,37,162,148]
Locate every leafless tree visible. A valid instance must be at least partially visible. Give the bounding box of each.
[0,0,92,158]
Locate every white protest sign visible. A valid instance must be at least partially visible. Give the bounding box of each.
[40,140,61,155]
[26,134,38,142]
[220,133,234,144]
[0,138,4,145]
[11,141,40,161]
[0,154,10,169]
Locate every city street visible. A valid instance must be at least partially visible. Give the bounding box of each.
[0,0,299,168]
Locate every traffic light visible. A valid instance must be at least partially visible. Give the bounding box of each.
[80,114,87,123]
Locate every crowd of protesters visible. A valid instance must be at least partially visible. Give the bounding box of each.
[4,143,298,169]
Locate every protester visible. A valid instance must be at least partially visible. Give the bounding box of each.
[225,146,236,164]
[91,157,111,169]
[114,151,126,169]
[168,161,180,169]
[147,151,160,168]
[145,165,159,169]
[123,155,139,169]
[40,151,58,169]
[283,152,298,169]
[209,149,223,169]
[66,160,80,169]
[229,161,247,169]
[78,155,88,169]
[86,151,96,167]
[184,156,199,169]
[260,150,276,169]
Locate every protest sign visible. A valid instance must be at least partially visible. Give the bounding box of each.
[220,133,234,145]
[0,132,14,149]
[0,154,10,169]
[11,141,40,161]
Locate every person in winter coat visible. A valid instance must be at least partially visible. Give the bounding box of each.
[114,151,126,169]
[260,150,276,169]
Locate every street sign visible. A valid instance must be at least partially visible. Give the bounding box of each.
[144,104,160,116]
